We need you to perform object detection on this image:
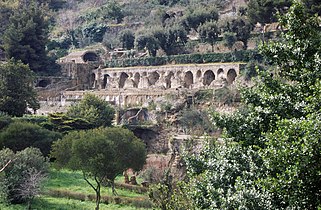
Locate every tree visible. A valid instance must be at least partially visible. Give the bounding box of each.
[182,6,219,32]
[51,127,147,210]
[222,32,237,51]
[0,147,49,206]
[66,94,115,128]
[0,60,39,117]
[178,1,321,209]
[0,121,62,156]
[2,1,49,73]
[101,1,124,24]
[136,34,159,57]
[247,0,291,24]
[198,21,220,52]
[119,29,135,50]
[152,26,187,55]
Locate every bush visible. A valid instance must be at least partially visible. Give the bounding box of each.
[104,50,260,68]
[0,147,49,205]
[0,121,62,156]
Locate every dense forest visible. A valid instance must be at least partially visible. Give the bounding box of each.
[1,0,321,209]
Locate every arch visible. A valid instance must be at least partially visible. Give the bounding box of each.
[103,74,110,89]
[165,71,174,89]
[148,71,160,86]
[82,52,98,62]
[227,69,237,84]
[203,70,215,86]
[196,70,202,78]
[134,72,140,88]
[184,71,194,88]
[217,68,224,79]
[142,72,147,76]
[36,79,51,88]
[119,72,129,88]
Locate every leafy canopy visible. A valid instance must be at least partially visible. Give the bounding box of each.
[67,93,115,128]
[0,60,39,117]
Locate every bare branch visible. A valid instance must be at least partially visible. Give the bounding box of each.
[0,160,12,173]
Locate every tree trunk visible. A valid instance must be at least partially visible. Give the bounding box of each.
[95,183,101,210]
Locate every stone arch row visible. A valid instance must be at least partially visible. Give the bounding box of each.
[93,68,237,90]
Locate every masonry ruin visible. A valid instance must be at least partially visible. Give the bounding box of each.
[37,50,245,112]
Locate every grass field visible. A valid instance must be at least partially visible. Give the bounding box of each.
[1,168,153,209]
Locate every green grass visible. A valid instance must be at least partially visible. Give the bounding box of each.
[1,169,153,209]
[46,169,144,198]
[0,195,149,210]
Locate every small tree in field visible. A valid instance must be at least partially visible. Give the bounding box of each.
[51,127,147,210]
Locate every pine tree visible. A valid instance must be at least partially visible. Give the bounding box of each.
[2,0,49,73]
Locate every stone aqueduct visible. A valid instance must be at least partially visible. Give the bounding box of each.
[38,51,245,108]
[91,63,241,91]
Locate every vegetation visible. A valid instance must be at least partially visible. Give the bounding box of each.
[66,94,115,128]
[2,1,50,73]
[0,60,39,117]
[0,121,61,156]
[162,2,321,209]
[51,127,147,210]
[0,147,49,208]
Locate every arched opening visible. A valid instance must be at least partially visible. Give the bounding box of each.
[184,71,194,88]
[196,70,202,78]
[83,52,98,62]
[217,68,224,79]
[103,74,110,89]
[119,72,129,88]
[36,79,51,88]
[203,70,215,86]
[148,71,160,86]
[165,71,174,89]
[227,69,237,84]
[142,72,147,76]
[134,73,140,88]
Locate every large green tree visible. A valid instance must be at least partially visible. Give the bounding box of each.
[51,127,146,210]
[2,1,49,73]
[0,60,39,117]
[175,1,321,209]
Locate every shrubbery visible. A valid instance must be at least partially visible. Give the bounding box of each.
[104,50,261,68]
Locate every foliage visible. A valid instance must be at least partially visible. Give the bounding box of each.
[181,6,219,32]
[198,21,220,52]
[174,2,321,209]
[101,1,124,24]
[0,60,39,117]
[261,116,321,209]
[2,0,49,73]
[0,147,49,205]
[82,23,107,43]
[119,29,135,50]
[105,50,260,68]
[183,140,272,209]
[135,34,159,57]
[0,121,62,156]
[51,127,146,210]
[66,94,115,128]
[42,112,94,133]
[247,0,291,24]
[222,32,237,50]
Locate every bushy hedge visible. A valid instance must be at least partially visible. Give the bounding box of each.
[104,50,261,68]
